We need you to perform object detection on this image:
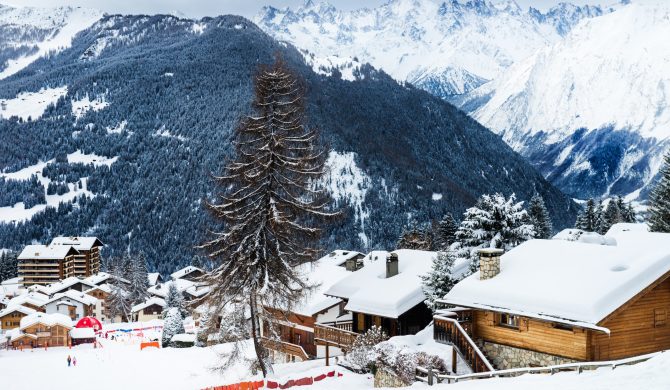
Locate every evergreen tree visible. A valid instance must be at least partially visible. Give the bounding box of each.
[163,282,186,318]
[649,151,670,232]
[106,256,132,322]
[191,255,205,270]
[602,199,622,233]
[435,213,458,250]
[575,198,598,232]
[396,224,432,250]
[0,251,18,282]
[421,251,457,311]
[454,193,534,271]
[595,200,607,235]
[622,203,636,223]
[527,194,553,239]
[162,307,185,347]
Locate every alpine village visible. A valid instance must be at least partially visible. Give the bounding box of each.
[1,1,670,390]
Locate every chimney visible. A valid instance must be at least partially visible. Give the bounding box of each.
[386,253,399,278]
[478,248,504,280]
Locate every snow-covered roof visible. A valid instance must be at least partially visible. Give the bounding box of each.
[70,327,96,339]
[148,279,195,298]
[85,283,112,295]
[131,297,166,313]
[45,290,98,306]
[18,244,78,260]
[183,284,210,299]
[7,292,48,308]
[287,251,361,317]
[606,222,649,235]
[82,272,110,285]
[1,276,21,286]
[20,312,73,329]
[0,304,36,318]
[50,236,103,250]
[9,328,37,342]
[39,277,96,296]
[444,227,670,328]
[170,266,204,281]
[327,250,469,318]
[552,228,617,246]
[170,333,196,343]
[147,272,161,286]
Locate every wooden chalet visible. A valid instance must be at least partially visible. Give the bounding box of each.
[436,224,670,372]
[0,305,36,330]
[9,312,72,349]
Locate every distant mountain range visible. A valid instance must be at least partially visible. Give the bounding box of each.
[0,5,578,274]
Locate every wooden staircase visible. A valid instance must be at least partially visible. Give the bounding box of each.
[434,315,494,373]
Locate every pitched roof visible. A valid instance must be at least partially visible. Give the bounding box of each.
[20,312,73,330]
[50,236,104,250]
[327,249,469,318]
[39,277,96,296]
[18,245,78,260]
[45,290,98,306]
[148,279,194,298]
[131,297,166,313]
[7,292,49,308]
[147,272,161,286]
[170,266,204,280]
[0,304,36,318]
[443,224,670,329]
[70,327,96,339]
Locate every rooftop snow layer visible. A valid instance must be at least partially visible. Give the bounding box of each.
[328,249,469,318]
[170,266,204,281]
[20,312,73,330]
[46,290,98,306]
[18,244,77,260]
[444,225,670,327]
[131,297,166,313]
[51,236,103,250]
[70,327,96,338]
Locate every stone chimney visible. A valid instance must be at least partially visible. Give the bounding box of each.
[478,248,504,280]
[386,253,399,278]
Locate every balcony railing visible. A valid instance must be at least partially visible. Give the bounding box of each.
[260,337,309,361]
[434,315,494,374]
[314,323,358,350]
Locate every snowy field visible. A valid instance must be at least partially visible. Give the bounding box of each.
[1,333,668,390]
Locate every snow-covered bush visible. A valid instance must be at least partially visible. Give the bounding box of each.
[162,307,185,347]
[374,342,448,384]
[342,325,388,372]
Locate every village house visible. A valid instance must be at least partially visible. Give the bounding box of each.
[50,236,104,278]
[44,290,98,321]
[436,224,670,371]
[130,297,166,322]
[84,284,117,322]
[31,276,97,297]
[0,305,36,330]
[6,292,48,312]
[260,250,361,363]
[8,312,72,349]
[148,272,163,286]
[171,265,206,282]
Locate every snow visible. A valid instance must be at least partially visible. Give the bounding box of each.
[147,272,161,286]
[170,266,204,281]
[18,244,75,260]
[0,304,36,318]
[0,5,102,79]
[326,250,469,319]
[51,236,102,251]
[0,86,67,121]
[444,228,670,327]
[552,229,617,246]
[19,312,72,329]
[154,126,187,141]
[131,297,166,313]
[71,94,109,120]
[432,193,443,201]
[170,332,196,343]
[70,327,95,339]
[46,290,98,306]
[191,22,207,34]
[66,151,118,167]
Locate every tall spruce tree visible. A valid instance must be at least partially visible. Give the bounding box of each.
[649,151,670,232]
[422,251,457,311]
[602,199,622,233]
[575,198,598,232]
[106,256,132,322]
[163,282,187,318]
[435,213,458,250]
[527,194,553,239]
[202,58,334,376]
[0,251,18,281]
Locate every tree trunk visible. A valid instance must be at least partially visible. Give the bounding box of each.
[250,294,270,377]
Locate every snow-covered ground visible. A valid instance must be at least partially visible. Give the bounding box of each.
[0,87,68,121]
[71,94,109,120]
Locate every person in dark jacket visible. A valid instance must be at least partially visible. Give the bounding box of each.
[67,355,71,367]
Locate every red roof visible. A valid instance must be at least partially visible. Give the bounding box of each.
[75,316,102,331]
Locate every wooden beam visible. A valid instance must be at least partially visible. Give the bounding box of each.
[325,343,330,366]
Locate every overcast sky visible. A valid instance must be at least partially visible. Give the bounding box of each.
[1,0,602,19]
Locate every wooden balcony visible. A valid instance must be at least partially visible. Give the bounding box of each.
[260,337,309,361]
[434,315,494,373]
[314,323,358,350]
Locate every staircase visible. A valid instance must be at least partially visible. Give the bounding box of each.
[433,315,494,373]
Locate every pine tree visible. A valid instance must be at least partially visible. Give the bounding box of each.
[435,213,458,250]
[201,57,333,377]
[163,282,186,318]
[575,198,598,232]
[602,199,622,233]
[106,256,132,322]
[649,151,670,232]
[454,193,535,272]
[0,251,18,282]
[162,307,185,347]
[622,203,636,223]
[527,194,553,239]
[128,252,149,304]
[422,251,457,311]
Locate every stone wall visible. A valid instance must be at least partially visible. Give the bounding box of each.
[479,256,500,280]
[374,367,409,388]
[482,341,578,369]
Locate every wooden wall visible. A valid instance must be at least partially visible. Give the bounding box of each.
[593,277,670,360]
[472,311,589,360]
[0,312,26,330]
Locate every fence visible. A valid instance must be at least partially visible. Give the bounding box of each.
[416,350,664,385]
[433,315,494,373]
[202,370,343,390]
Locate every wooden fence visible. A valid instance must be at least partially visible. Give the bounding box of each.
[314,323,358,349]
[433,315,494,373]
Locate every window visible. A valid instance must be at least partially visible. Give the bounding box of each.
[655,309,667,327]
[498,313,519,329]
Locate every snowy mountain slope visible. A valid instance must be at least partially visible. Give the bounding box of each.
[0,14,578,273]
[463,0,670,199]
[0,4,102,79]
[255,0,605,98]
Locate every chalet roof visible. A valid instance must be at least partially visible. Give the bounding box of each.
[40,277,96,296]
[148,279,194,298]
[147,272,161,286]
[50,236,104,250]
[20,312,73,330]
[170,266,204,281]
[70,327,96,339]
[327,249,469,319]
[443,224,670,329]
[9,329,37,342]
[85,283,112,295]
[7,292,49,308]
[0,304,36,318]
[18,245,78,260]
[131,297,166,313]
[45,290,98,306]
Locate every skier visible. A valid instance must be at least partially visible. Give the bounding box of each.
[67,355,71,367]
[73,356,77,367]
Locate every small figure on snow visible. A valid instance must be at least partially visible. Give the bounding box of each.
[67,355,72,367]
[73,356,77,367]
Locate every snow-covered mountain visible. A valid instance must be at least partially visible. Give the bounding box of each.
[0,3,102,79]
[255,0,605,98]
[462,0,670,200]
